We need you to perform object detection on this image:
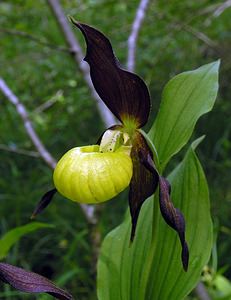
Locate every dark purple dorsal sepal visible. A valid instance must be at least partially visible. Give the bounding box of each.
[70,18,151,128]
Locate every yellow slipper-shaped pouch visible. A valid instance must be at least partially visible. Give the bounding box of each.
[53,144,133,204]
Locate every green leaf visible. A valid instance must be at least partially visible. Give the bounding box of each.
[0,222,54,260]
[149,61,220,170]
[97,141,212,300]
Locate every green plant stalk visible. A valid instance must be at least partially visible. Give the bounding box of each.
[139,129,160,170]
[137,193,160,299]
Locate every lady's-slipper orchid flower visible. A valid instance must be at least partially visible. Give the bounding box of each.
[33,18,189,271]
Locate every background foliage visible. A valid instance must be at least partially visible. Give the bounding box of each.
[0,0,230,299]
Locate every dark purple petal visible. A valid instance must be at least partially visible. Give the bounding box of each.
[159,176,189,271]
[0,263,73,300]
[129,132,159,241]
[31,189,57,218]
[70,18,150,128]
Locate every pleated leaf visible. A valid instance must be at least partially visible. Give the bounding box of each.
[149,61,219,170]
[97,141,212,300]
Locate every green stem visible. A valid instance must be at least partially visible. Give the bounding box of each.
[139,194,160,299]
[138,129,160,170]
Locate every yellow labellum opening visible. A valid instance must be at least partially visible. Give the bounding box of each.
[53,145,133,204]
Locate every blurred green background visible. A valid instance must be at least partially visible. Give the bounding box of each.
[0,0,230,299]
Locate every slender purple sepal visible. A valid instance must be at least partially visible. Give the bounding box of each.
[0,263,73,300]
[31,188,57,218]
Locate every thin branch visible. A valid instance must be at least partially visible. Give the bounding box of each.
[0,78,56,169]
[203,0,231,26]
[213,0,231,17]
[0,28,70,53]
[181,24,219,50]
[170,22,219,53]
[127,0,150,72]
[153,11,220,53]
[0,144,39,158]
[47,0,116,128]
[0,78,96,225]
[33,90,63,114]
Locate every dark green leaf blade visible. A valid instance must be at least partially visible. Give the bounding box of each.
[149,61,220,169]
[0,222,54,260]
[97,141,212,300]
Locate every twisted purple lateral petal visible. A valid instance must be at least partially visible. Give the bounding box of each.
[158,176,189,271]
[71,18,150,128]
[138,146,189,271]
[31,188,57,218]
[129,132,159,241]
[0,263,73,300]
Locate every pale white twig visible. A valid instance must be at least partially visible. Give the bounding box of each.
[181,23,218,50]
[0,78,56,169]
[46,0,114,228]
[0,28,70,53]
[213,0,231,17]
[0,78,96,224]
[203,0,231,26]
[0,144,39,158]
[47,0,116,128]
[170,22,219,51]
[34,90,63,114]
[127,0,150,72]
